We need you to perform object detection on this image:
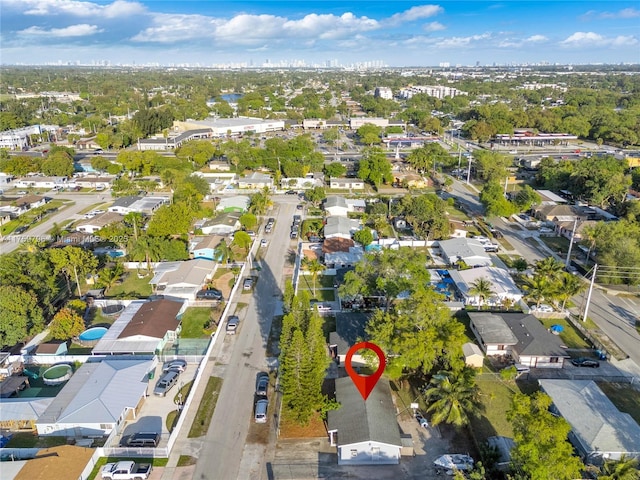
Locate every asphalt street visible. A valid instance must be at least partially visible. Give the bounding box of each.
[192,197,297,479]
[1,191,107,254]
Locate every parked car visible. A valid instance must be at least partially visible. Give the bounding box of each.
[153,370,180,396]
[243,277,254,290]
[260,239,268,247]
[530,304,554,313]
[256,372,269,397]
[285,190,296,195]
[101,461,152,479]
[196,289,222,300]
[415,412,428,428]
[265,224,273,233]
[571,357,600,368]
[122,432,161,448]
[255,398,268,423]
[290,231,298,239]
[296,204,304,210]
[14,226,28,234]
[162,359,187,373]
[539,227,554,234]
[226,315,239,334]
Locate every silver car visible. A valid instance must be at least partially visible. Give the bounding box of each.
[153,370,179,396]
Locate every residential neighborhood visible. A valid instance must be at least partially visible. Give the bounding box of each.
[1,60,640,480]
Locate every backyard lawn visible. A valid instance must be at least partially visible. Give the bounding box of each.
[298,274,335,290]
[538,317,592,349]
[181,308,215,338]
[539,236,571,255]
[106,270,152,298]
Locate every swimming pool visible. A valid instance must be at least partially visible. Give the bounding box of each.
[78,326,108,343]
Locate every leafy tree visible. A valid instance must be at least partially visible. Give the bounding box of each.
[322,127,340,145]
[176,140,216,167]
[406,143,451,174]
[534,257,565,279]
[358,147,393,188]
[301,257,325,297]
[356,123,382,146]
[468,278,495,307]
[0,285,44,347]
[304,186,326,206]
[66,299,87,316]
[367,287,466,379]
[557,272,586,310]
[49,307,85,340]
[508,392,583,480]
[323,162,346,178]
[424,367,482,427]
[513,185,541,211]
[249,187,272,216]
[0,155,42,175]
[239,213,257,231]
[147,203,194,237]
[511,258,529,272]
[353,228,374,247]
[339,247,431,313]
[522,275,555,308]
[598,455,640,480]
[232,230,252,254]
[90,155,112,173]
[41,151,74,176]
[398,193,451,240]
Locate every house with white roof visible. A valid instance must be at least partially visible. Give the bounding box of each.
[237,172,273,190]
[76,212,123,234]
[539,379,640,465]
[107,196,169,215]
[448,267,522,307]
[438,238,492,267]
[36,358,155,437]
[216,195,250,213]
[324,196,349,216]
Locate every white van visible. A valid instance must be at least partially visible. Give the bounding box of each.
[255,399,268,423]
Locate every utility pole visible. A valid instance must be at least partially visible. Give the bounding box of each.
[565,218,578,268]
[466,154,472,185]
[581,264,598,323]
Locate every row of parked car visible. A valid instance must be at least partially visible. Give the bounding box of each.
[290,215,301,239]
[153,359,187,397]
[254,372,269,423]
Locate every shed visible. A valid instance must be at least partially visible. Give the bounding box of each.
[462,342,484,368]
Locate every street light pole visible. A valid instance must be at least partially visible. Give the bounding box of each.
[581,264,598,323]
[565,218,578,268]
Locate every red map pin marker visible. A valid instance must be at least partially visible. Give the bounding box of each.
[345,341,386,401]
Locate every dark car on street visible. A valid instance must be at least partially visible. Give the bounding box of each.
[571,357,600,368]
[256,372,269,397]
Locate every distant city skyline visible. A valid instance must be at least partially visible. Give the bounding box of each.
[1,1,639,66]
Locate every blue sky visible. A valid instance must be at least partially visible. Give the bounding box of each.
[1,1,639,66]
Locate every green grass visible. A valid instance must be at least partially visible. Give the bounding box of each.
[67,344,93,354]
[538,317,592,349]
[472,375,518,440]
[5,432,67,448]
[188,376,223,438]
[539,236,571,255]
[303,289,336,302]
[180,308,215,338]
[597,382,640,424]
[298,274,335,290]
[88,457,168,480]
[166,409,179,433]
[177,455,198,466]
[105,270,152,299]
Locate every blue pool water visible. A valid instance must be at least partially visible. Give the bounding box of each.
[78,327,108,342]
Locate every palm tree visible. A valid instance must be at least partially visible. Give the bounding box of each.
[534,257,564,279]
[99,262,124,293]
[302,257,325,298]
[598,455,639,480]
[425,367,482,428]
[131,236,162,272]
[558,273,587,310]
[214,239,234,264]
[522,275,554,308]
[468,278,494,308]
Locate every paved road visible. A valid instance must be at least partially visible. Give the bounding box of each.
[1,191,106,254]
[193,197,297,479]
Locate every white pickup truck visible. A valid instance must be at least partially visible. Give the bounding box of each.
[101,461,152,480]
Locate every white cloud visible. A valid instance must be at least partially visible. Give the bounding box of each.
[526,35,547,43]
[387,5,444,25]
[581,7,640,20]
[435,33,492,48]
[7,0,145,18]
[131,13,219,43]
[423,21,446,32]
[561,31,638,47]
[18,23,103,37]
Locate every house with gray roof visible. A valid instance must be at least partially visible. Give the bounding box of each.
[324,216,360,240]
[36,358,155,437]
[108,195,169,215]
[469,312,568,368]
[448,267,522,307]
[438,237,492,267]
[328,377,402,465]
[76,212,123,234]
[324,196,349,216]
[151,258,215,300]
[237,172,273,190]
[328,312,369,367]
[216,195,250,213]
[539,379,640,464]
